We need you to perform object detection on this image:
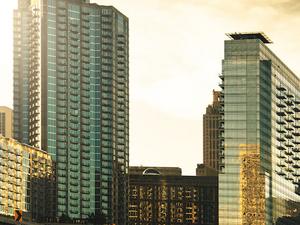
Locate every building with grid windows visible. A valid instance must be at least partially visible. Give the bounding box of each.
[219,32,300,224]
[128,167,218,225]
[13,0,129,223]
[0,135,55,222]
[0,106,13,138]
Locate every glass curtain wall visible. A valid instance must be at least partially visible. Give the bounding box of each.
[219,38,300,225]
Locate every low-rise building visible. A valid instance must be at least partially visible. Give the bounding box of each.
[0,136,55,222]
[196,164,218,176]
[129,166,218,225]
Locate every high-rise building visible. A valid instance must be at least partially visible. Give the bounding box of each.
[0,135,55,222]
[129,166,218,225]
[219,32,300,224]
[13,0,129,223]
[202,90,221,172]
[0,106,13,138]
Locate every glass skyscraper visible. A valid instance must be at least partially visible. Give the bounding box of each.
[13,0,129,223]
[219,32,300,224]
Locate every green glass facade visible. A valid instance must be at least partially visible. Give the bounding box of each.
[13,0,129,224]
[219,34,300,224]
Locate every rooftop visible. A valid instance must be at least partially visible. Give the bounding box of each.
[226,32,273,44]
[130,166,182,176]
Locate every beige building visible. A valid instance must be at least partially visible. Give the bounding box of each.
[202,90,221,172]
[0,106,13,138]
[0,135,55,222]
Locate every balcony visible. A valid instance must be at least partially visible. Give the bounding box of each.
[285,116,294,123]
[286,101,294,108]
[277,170,286,176]
[285,134,293,139]
[284,126,294,131]
[285,108,293,114]
[276,128,286,134]
[285,158,293,163]
[277,153,286,159]
[276,94,286,100]
[293,131,300,136]
[276,136,286,142]
[294,106,300,112]
[285,142,294,148]
[293,173,300,178]
[286,167,294,173]
[293,124,300,129]
[219,108,224,115]
[69,167,79,173]
[276,119,286,125]
[219,152,225,159]
[277,145,286,151]
[293,164,300,169]
[276,102,286,108]
[276,111,286,116]
[277,162,286,168]
[293,140,300,145]
[276,85,286,91]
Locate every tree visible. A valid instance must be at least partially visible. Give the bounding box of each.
[59,213,72,223]
[88,212,107,225]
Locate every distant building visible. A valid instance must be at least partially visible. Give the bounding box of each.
[196,164,218,176]
[203,90,221,172]
[0,136,55,222]
[129,167,218,225]
[0,106,13,138]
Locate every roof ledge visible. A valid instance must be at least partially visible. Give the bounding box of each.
[226,32,273,44]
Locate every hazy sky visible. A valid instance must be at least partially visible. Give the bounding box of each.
[1,0,300,174]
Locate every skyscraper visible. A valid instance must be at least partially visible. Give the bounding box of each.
[203,90,221,171]
[219,32,300,224]
[13,0,129,223]
[0,106,13,138]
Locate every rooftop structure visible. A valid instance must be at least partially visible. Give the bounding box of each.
[129,166,182,176]
[226,32,273,44]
